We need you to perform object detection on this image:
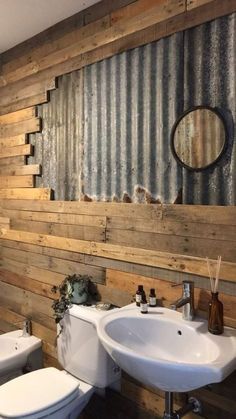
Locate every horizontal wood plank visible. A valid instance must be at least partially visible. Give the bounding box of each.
[0,156,25,167]
[0,188,51,200]
[106,228,236,262]
[0,208,106,227]
[0,107,36,125]
[0,134,26,148]
[0,144,33,159]
[0,118,40,138]
[0,164,41,176]
[0,175,34,188]
[0,92,48,116]
[0,228,235,282]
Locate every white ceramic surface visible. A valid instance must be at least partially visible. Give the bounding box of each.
[0,330,41,376]
[97,304,236,392]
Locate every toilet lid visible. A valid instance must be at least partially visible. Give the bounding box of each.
[0,367,80,418]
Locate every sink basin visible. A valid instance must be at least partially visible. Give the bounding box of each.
[97,304,236,392]
[0,330,41,376]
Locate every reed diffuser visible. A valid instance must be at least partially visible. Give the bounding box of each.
[206,256,224,335]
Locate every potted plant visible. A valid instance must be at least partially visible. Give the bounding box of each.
[52,274,98,324]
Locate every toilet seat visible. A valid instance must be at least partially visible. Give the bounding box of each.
[0,367,83,418]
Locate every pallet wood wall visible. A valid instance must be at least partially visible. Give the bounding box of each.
[0,0,235,117]
[0,200,236,418]
[0,107,53,199]
[0,1,235,418]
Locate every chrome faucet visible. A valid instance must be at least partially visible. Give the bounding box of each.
[170,281,194,321]
[22,319,32,337]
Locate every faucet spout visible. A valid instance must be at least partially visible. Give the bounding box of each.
[170,281,194,321]
[170,296,190,310]
[22,320,32,337]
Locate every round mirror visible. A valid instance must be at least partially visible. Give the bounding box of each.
[171,106,227,170]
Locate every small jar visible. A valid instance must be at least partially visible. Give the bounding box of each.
[135,285,144,307]
[149,288,156,307]
[208,292,224,335]
[140,292,148,314]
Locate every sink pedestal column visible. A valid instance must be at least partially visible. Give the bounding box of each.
[163,392,201,419]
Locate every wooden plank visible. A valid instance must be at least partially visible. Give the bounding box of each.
[0,118,40,138]
[0,79,55,108]
[106,228,236,262]
[0,134,26,148]
[0,247,105,283]
[0,17,111,87]
[0,238,86,265]
[0,199,161,218]
[0,268,57,299]
[0,164,41,176]
[107,216,236,242]
[0,92,48,116]
[0,175,34,188]
[0,280,54,319]
[10,219,105,242]
[0,156,25,167]
[0,144,33,158]
[0,216,10,225]
[0,188,51,200]
[0,228,235,282]
[0,208,106,227]
[0,1,185,88]
[0,107,36,125]
[162,204,236,225]
[187,0,213,10]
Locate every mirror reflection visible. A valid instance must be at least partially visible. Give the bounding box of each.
[171,107,227,170]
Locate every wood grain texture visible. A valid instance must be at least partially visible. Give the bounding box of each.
[0,107,36,125]
[0,164,41,176]
[0,188,51,200]
[0,175,34,188]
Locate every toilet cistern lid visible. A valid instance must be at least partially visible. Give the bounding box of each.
[0,367,79,418]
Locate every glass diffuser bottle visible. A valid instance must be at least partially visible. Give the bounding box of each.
[208,292,224,335]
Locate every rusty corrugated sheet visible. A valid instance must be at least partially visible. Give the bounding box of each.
[29,13,236,204]
[182,13,236,205]
[29,71,83,200]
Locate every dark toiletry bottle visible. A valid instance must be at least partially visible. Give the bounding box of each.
[140,291,148,314]
[149,288,156,307]
[208,292,224,335]
[135,285,144,307]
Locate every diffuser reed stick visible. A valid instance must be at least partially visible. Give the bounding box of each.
[206,256,222,293]
[214,256,221,293]
[206,257,214,292]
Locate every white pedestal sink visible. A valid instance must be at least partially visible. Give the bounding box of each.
[97,304,236,392]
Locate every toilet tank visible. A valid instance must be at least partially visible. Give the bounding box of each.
[57,305,121,388]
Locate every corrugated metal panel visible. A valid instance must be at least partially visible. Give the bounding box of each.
[29,13,235,204]
[83,33,183,203]
[29,70,83,200]
[183,13,236,205]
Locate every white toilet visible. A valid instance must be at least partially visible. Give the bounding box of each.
[0,304,121,418]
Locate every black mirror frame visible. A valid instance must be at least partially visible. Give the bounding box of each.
[170,105,228,171]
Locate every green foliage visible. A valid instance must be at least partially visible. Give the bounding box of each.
[51,274,96,323]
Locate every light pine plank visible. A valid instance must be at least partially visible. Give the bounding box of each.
[0,188,51,200]
[0,175,34,188]
[0,164,41,176]
[0,208,106,227]
[0,118,40,138]
[0,144,33,158]
[0,134,26,148]
[0,93,48,116]
[0,107,36,125]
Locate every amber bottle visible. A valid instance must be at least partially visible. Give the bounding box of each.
[208,292,224,335]
[135,285,144,306]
